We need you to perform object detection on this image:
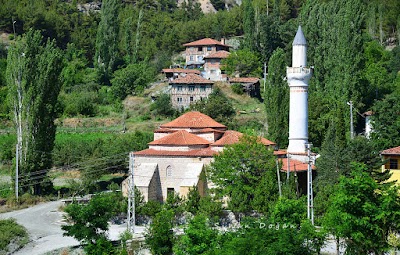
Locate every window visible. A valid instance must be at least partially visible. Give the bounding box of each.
[189,86,195,91]
[198,46,203,52]
[166,165,172,177]
[390,159,398,169]
[190,96,194,102]
[189,55,194,61]
[207,46,212,51]
[177,86,182,91]
[167,188,175,198]
[200,85,206,91]
[177,97,183,104]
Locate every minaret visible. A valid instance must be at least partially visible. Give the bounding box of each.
[287,26,312,158]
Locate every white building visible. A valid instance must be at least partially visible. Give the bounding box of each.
[286,26,313,161]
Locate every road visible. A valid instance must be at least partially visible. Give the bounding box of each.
[0,200,130,255]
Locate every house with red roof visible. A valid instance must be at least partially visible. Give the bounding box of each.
[183,38,230,68]
[123,111,277,202]
[381,146,400,183]
[169,73,214,109]
[161,68,201,81]
[203,50,230,81]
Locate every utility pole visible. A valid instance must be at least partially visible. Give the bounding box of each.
[127,152,135,234]
[306,143,314,225]
[15,144,18,201]
[275,159,282,197]
[347,101,354,139]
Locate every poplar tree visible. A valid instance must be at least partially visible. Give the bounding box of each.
[6,30,63,195]
[94,0,119,84]
[264,48,289,148]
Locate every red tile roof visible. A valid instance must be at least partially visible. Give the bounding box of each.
[274,150,287,156]
[169,73,214,84]
[279,158,316,172]
[162,68,201,75]
[149,130,210,146]
[204,50,230,59]
[229,77,260,83]
[161,111,227,129]
[134,148,217,157]
[381,146,400,155]
[192,128,225,134]
[183,38,229,47]
[211,130,276,146]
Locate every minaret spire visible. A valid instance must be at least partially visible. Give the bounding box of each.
[287,26,312,158]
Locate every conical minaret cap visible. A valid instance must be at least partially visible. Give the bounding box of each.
[293,26,307,46]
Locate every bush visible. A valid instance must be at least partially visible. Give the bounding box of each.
[141,200,162,217]
[0,219,28,252]
[231,83,244,95]
[61,91,98,117]
[150,93,175,117]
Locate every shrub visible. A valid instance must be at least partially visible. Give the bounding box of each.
[150,93,175,117]
[231,83,244,95]
[0,219,28,252]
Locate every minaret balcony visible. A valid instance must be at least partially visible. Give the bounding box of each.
[287,67,313,83]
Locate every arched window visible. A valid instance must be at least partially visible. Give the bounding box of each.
[166,165,172,177]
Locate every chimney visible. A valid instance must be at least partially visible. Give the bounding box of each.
[220,38,225,45]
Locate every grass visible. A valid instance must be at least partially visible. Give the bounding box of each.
[0,219,29,254]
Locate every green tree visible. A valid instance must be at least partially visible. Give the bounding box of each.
[324,163,400,254]
[111,62,155,100]
[150,93,175,117]
[6,29,63,195]
[264,47,289,148]
[145,209,175,255]
[371,90,400,149]
[222,49,262,77]
[185,186,201,215]
[190,87,235,126]
[303,0,366,147]
[94,0,119,84]
[173,214,218,255]
[208,135,278,213]
[62,192,120,254]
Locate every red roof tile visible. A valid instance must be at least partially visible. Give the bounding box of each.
[274,150,287,156]
[134,148,217,157]
[161,111,227,129]
[169,73,214,84]
[183,38,229,47]
[162,68,200,75]
[279,158,316,172]
[229,77,260,83]
[204,50,230,59]
[381,146,400,155]
[211,130,276,146]
[149,130,210,146]
[192,128,225,134]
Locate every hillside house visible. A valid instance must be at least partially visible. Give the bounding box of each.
[183,38,230,68]
[381,146,400,183]
[123,111,276,202]
[229,77,261,99]
[162,68,201,81]
[169,74,214,109]
[203,50,230,81]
